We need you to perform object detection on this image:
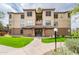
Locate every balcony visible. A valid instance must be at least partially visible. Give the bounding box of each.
[35,20,42,25]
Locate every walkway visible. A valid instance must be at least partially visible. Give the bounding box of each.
[0,37,64,55]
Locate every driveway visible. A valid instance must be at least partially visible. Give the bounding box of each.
[0,37,64,55]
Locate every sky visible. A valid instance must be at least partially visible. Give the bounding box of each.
[0,3,78,29]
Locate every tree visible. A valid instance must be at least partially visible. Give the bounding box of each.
[0,22,4,31]
[0,11,5,31]
[71,4,79,15]
[0,12,4,18]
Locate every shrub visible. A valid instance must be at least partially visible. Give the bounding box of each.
[65,38,79,54]
[20,35,26,38]
[52,47,76,55]
[4,34,12,37]
[71,31,79,37]
[44,47,76,55]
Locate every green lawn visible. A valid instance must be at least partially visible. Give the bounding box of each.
[42,37,65,43]
[0,37,33,48]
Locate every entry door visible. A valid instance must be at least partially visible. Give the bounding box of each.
[35,29,42,36]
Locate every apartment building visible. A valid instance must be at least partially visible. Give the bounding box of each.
[8,8,71,37]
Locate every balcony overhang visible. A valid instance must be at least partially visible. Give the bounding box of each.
[23,26,54,29]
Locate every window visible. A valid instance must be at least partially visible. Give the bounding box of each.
[46,11,51,16]
[9,14,12,19]
[68,13,70,18]
[20,20,26,27]
[27,12,32,16]
[54,13,58,18]
[9,20,12,26]
[27,20,33,26]
[21,20,24,23]
[54,21,58,27]
[20,24,25,27]
[21,14,24,19]
[45,20,51,26]
[20,29,23,34]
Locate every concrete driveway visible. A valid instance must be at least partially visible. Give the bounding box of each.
[0,37,64,55]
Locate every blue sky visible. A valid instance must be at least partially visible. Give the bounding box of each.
[0,3,78,28]
[0,3,77,12]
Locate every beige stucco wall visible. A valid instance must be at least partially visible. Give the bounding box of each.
[9,10,36,29]
[55,13,70,28]
[24,10,36,26]
[42,10,54,27]
[9,10,70,29]
[9,13,21,28]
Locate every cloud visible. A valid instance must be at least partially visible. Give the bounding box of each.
[0,4,18,26]
[0,4,17,12]
[71,13,79,29]
[7,3,23,12]
[20,3,77,11]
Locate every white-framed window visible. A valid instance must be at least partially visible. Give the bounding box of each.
[46,11,51,16]
[20,24,25,27]
[27,12,32,16]
[45,20,51,26]
[21,14,24,19]
[54,13,58,18]
[9,14,12,19]
[27,20,33,26]
[9,20,13,26]
[9,20,12,23]
[20,19,26,27]
[20,19,26,23]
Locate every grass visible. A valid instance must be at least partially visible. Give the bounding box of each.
[42,37,65,43]
[0,36,33,48]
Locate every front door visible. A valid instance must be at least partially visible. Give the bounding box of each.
[35,29,42,37]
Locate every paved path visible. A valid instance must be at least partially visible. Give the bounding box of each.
[0,37,64,55]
